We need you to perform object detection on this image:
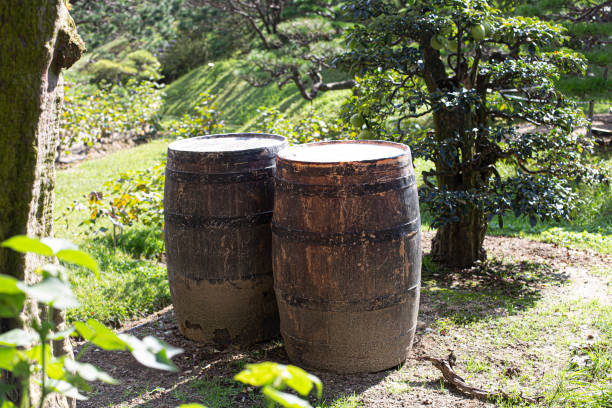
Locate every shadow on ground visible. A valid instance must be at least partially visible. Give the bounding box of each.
[76,252,571,407]
[76,306,393,408]
[418,256,569,328]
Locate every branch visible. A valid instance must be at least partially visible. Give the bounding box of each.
[318,79,357,92]
[419,355,541,404]
[488,110,544,128]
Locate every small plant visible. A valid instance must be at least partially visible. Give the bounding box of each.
[167,92,224,139]
[256,106,355,144]
[69,93,224,248]
[77,160,166,237]
[179,362,323,408]
[60,77,163,157]
[235,362,323,408]
[0,236,182,407]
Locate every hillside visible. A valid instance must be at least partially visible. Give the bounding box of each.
[161,59,350,132]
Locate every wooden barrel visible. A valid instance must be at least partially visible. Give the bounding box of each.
[164,133,288,344]
[272,140,421,373]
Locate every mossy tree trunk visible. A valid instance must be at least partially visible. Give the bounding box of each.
[0,1,84,407]
[422,45,488,268]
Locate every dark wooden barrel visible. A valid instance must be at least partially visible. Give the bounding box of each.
[272,140,421,373]
[164,133,288,344]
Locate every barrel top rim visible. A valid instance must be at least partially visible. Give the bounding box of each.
[277,140,410,164]
[168,133,287,153]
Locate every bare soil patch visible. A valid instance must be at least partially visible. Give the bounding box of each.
[76,233,611,408]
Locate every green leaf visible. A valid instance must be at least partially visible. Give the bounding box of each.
[307,373,323,399]
[1,236,53,256]
[40,238,78,254]
[119,334,182,372]
[0,275,23,294]
[262,386,312,408]
[178,405,207,408]
[55,249,99,277]
[45,379,87,400]
[64,358,118,384]
[39,264,69,282]
[235,362,283,387]
[0,400,17,408]
[0,275,25,318]
[46,357,67,380]
[49,327,76,341]
[74,320,128,351]
[26,345,52,365]
[0,329,38,347]
[284,365,316,397]
[0,347,19,371]
[17,277,79,310]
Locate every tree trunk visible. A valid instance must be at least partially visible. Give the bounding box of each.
[431,208,487,268]
[429,106,487,268]
[0,1,84,407]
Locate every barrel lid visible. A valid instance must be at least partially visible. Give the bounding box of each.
[168,133,287,154]
[277,140,409,163]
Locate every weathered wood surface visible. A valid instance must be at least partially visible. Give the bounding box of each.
[273,140,422,373]
[164,133,288,344]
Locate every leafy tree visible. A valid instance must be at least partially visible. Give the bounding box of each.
[69,0,183,51]
[514,0,611,99]
[192,0,356,100]
[339,0,605,267]
[159,6,251,81]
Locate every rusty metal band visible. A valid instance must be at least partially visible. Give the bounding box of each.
[275,283,419,312]
[165,211,273,228]
[271,219,420,245]
[274,174,416,197]
[165,166,275,184]
[272,218,421,246]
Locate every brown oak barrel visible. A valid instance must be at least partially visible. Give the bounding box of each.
[272,140,421,373]
[164,133,288,344]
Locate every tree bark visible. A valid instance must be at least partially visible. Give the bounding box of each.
[0,1,84,407]
[431,208,487,268]
[429,105,487,268]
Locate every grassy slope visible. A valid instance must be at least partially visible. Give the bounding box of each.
[161,59,349,131]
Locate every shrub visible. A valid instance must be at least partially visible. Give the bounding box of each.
[255,106,355,144]
[60,78,163,155]
[123,50,162,82]
[166,92,224,139]
[73,93,223,243]
[89,59,137,84]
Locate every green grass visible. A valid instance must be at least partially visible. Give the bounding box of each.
[55,138,169,240]
[55,139,171,326]
[416,255,612,408]
[161,59,350,131]
[317,394,361,408]
[66,241,170,326]
[189,376,249,408]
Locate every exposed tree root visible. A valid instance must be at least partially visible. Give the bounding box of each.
[419,354,542,404]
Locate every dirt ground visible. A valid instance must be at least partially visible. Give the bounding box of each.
[75,232,611,408]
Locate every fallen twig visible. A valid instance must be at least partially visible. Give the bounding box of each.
[418,354,541,404]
